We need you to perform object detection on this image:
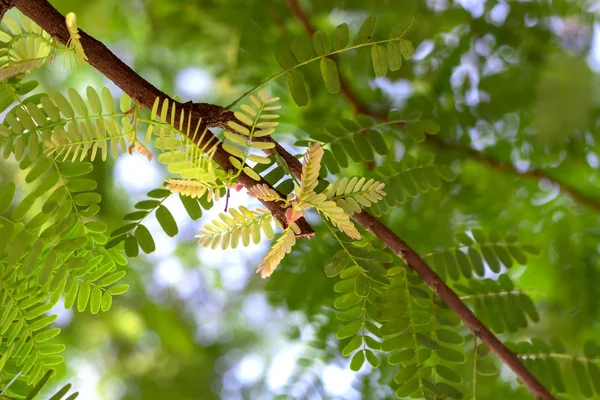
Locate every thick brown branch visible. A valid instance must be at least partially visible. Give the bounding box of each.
[258,128,554,399]
[286,1,554,398]
[286,0,600,216]
[13,0,314,238]
[350,212,554,399]
[15,0,550,397]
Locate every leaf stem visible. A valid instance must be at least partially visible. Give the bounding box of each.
[225,37,405,110]
[472,336,478,400]
[401,266,425,398]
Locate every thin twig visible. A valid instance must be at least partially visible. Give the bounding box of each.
[224,187,231,212]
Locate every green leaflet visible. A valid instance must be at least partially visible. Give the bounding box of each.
[333,23,349,50]
[101,292,113,312]
[0,344,16,373]
[382,334,413,351]
[387,40,402,71]
[120,92,132,112]
[8,230,29,265]
[336,320,362,339]
[342,336,362,356]
[436,383,463,399]
[393,16,415,38]
[179,194,202,220]
[354,275,370,297]
[325,251,349,277]
[101,87,115,112]
[365,349,379,368]
[59,162,93,177]
[123,211,148,221]
[481,246,501,273]
[354,134,374,160]
[156,205,178,237]
[86,86,102,114]
[371,44,388,77]
[275,51,295,69]
[34,327,60,343]
[23,240,43,275]
[287,70,308,107]
[76,283,91,312]
[438,346,466,363]
[25,157,52,183]
[24,369,53,400]
[398,39,414,59]
[74,192,101,206]
[291,37,312,62]
[354,16,376,45]
[11,193,34,221]
[416,333,439,350]
[320,58,340,94]
[406,122,425,142]
[437,365,462,384]
[468,247,485,277]
[147,188,171,199]
[134,224,155,253]
[107,284,129,295]
[55,236,88,253]
[68,87,88,116]
[436,329,464,345]
[97,271,127,287]
[350,350,365,371]
[90,287,102,314]
[394,364,418,383]
[135,199,161,210]
[312,30,330,56]
[64,282,78,309]
[0,181,16,212]
[477,359,498,376]
[124,235,139,257]
[395,379,420,397]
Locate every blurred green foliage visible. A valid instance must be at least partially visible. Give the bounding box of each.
[1,0,600,399]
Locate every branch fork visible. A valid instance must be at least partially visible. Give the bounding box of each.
[10,0,554,398]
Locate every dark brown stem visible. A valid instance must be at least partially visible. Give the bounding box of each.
[351,212,553,399]
[285,1,554,398]
[286,0,600,215]
[15,0,551,398]
[258,132,554,399]
[12,0,314,238]
[224,187,231,212]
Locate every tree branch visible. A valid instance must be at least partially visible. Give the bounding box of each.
[14,0,552,398]
[12,0,314,238]
[286,0,600,215]
[251,130,555,399]
[430,137,600,213]
[284,1,554,398]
